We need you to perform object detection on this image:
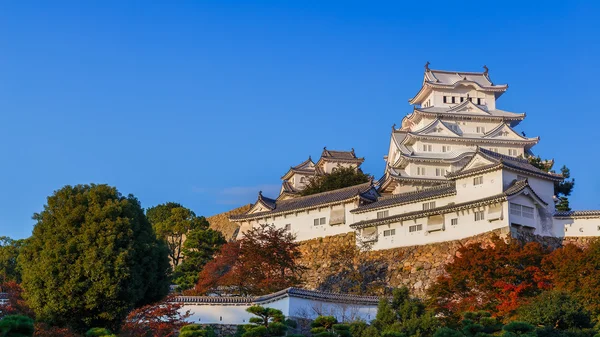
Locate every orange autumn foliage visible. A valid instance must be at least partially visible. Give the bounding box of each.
[120,295,190,337]
[427,235,551,320]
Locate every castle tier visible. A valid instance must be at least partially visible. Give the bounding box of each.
[380,64,538,195]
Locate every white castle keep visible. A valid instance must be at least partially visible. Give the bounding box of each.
[230,64,600,250]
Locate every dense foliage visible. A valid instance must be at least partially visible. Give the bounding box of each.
[195,224,305,295]
[18,184,171,332]
[119,296,190,337]
[527,156,575,211]
[0,237,23,283]
[300,166,371,196]
[238,306,300,337]
[0,315,34,337]
[147,202,225,291]
[427,236,551,320]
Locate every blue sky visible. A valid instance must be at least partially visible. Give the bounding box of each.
[1,1,598,239]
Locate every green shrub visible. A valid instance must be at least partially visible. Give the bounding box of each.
[0,315,35,337]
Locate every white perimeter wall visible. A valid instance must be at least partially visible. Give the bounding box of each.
[180,297,377,325]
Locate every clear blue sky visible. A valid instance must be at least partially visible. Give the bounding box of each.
[1,1,598,239]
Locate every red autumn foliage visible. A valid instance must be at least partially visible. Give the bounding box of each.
[427,235,551,320]
[119,295,190,337]
[0,281,33,318]
[194,224,305,296]
[33,323,81,337]
[542,240,600,315]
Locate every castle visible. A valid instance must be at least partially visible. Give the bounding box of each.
[229,64,600,250]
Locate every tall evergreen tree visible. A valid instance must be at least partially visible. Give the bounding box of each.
[18,184,170,332]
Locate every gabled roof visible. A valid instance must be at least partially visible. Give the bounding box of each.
[230,182,378,221]
[483,123,536,141]
[446,147,563,181]
[281,157,316,180]
[400,130,539,148]
[409,65,508,105]
[352,184,456,214]
[316,147,365,166]
[173,287,381,306]
[411,119,460,137]
[351,179,539,229]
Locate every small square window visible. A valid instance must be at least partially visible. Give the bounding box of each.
[473,176,483,185]
[383,229,396,237]
[451,218,458,226]
[474,210,485,221]
[377,210,389,219]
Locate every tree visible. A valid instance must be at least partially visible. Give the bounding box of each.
[542,242,600,316]
[432,312,502,337]
[120,296,190,337]
[195,224,305,296]
[0,281,32,319]
[179,324,216,337]
[33,323,80,337]
[85,328,115,337]
[517,291,592,331]
[241,306,298,337]
[311,316,351,337]
[173,225,225,291]
[370,287,440,337]
[427,236,550,320]
[18,184,171,332]
[501,322,536,337]
[0,315,34,337]
[0,237,23,283]
[527,157,574,212]
[301,166,371,196]
[147,203,216,268]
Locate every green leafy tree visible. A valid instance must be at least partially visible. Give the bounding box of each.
[85,327,115,336]
[310,316,351,337]
[18,184,171,332]
[517,291,592,331]
[527,156,574,211]
[372,287,440,337]
[501,322,536,337]
[301,166,371,196]
[0,237,23,283]
[242,306,298,337]
[173,226,225,291]
[179,324,216,337]
[0,315,34,337]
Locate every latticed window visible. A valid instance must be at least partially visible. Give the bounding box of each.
[510,203,534,219]
[313,217,326,226]
[473,176,483,185]
[377,210,389,219]
[451,218,458,226]
[409,224,423,233]
[383,229,396,237]
[422,201,436,210]
[474,210,485,221]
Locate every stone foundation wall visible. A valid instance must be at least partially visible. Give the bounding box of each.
[297,229,595,297]
[207,204,251,241]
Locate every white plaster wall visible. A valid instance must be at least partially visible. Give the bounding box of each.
[239,201,359,242]
[454,170,504,203]
[350,195,457,224]
[359,202,510,250]
[181,296,377,325]
[502,171,555,212]
[558,217,600,237]
[430,87,496,110]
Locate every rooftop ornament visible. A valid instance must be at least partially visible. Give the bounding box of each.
[424,61,430,71]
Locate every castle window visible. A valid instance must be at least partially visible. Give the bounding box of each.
[383,229,396,237]
[451,97,456,104]
[300,177,306,183]
[377,210,389,219]
[474,210,485,221]
[460,97,464,102]
[473,176,483,185]
[422,144,432,152]
[476,126,485,133]
[422,201,436,210]
[477,98,482,105]
[443,96,448,103]
[442,145,452,152]
[490,148,499,153]
[314,217,326,226]
[510,203,534,219]
[435,168,445,176]
[451,218,458,226]
[508,149,518,156]
[417,167,426,176]
[409,224,423,233]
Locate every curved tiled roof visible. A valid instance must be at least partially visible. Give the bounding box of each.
[554,210,600,219]
[230,182,377,221]
[173,287,381,306]
[352,184,456,214]
[447,148,563,182]
[352,179,541,229]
